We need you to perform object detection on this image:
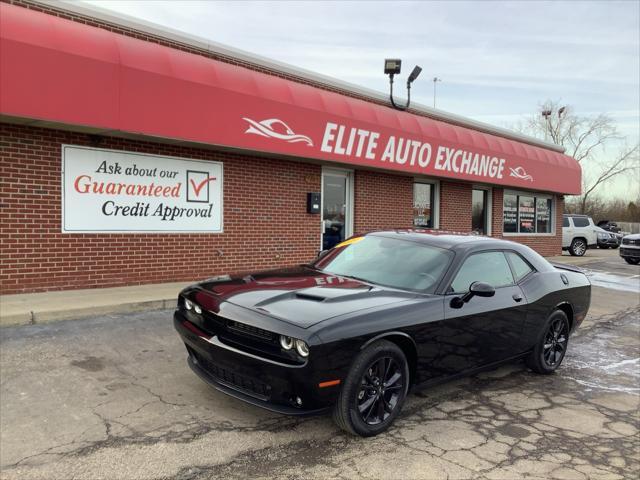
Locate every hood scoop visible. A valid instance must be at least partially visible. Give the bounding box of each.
[294,292,326,302]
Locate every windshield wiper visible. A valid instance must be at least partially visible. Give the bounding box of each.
[335,273,379,286]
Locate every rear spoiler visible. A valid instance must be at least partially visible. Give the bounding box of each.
[549,262,584,274]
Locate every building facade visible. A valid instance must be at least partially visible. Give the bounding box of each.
[0,1,581,294]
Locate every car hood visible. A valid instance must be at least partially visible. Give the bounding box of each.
[190,266,416,328]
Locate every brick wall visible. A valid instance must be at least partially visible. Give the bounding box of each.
[0,124,563,294]
[354,170,413,233]
[0,123,324,294]
[439,181,473,231]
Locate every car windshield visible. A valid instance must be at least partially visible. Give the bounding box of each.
[313,235,453,292]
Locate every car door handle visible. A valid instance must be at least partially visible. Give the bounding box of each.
[512,294,523,303]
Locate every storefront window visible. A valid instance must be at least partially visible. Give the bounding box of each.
[518,196,535,233]
[413,183,434,228]
[503,192,553,234]
[503,194,518,233]
[536,198,552,233]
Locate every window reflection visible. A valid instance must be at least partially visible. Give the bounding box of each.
[472,189,487,234]
[322,175,347,250]
[413,183,434,228]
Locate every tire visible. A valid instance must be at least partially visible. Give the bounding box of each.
[612,245,619,249]
[526,310,570,374]
[599,245,609,249]
[569,238,587,256]
[333,340,409,437]
[624,257,640,265]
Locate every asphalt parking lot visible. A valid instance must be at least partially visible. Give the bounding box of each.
[1,249,638,480]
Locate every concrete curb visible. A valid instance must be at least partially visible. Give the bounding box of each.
[0,298,176,327]
[0,281,191,328]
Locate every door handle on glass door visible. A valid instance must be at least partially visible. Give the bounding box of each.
[512,294,523,302]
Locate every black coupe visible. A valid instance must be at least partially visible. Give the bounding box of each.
[174,231,591,436]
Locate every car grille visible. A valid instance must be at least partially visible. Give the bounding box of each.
[193,351,272,400]
[227,320,275,342]
[622,238,639,245]
[621,247,640,257]
[202,311,276,344]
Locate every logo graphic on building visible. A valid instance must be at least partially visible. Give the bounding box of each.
[243,118,313,146]
[509,166,533,181]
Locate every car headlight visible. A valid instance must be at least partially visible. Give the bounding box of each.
[183,298,202,314]
[295,339,310,357]
[280,336,309,358]
[598,233,606,239]
[280,335,294,350]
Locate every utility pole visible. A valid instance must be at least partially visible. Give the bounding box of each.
[432,77,441,108]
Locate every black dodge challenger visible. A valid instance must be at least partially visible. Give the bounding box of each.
[174,231,591,436]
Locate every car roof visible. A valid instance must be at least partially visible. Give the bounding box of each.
[366,229,523,251]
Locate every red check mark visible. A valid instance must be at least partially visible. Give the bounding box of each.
[189,176,216,197]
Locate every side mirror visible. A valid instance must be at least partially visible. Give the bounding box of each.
[450,281,495,309]
[469,281,496,298]
[317,249,330,260]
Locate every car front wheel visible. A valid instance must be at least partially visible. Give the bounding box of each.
[526,310,570,374]
[333,340,409,437]
[569,238,587,256]
[624,257,640,265]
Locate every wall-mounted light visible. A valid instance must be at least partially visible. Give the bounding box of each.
[384,58,422,111]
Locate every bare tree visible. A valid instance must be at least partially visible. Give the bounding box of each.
[518,100,639,213]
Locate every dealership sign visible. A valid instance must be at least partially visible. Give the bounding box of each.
[62,146,223,233]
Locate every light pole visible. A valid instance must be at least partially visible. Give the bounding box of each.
[541,108,552,141]
[432,77,441,108]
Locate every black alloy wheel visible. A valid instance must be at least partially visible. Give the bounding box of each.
[357,357,404,426]
[569,238,587,256]
[542,316,569,368]
[527,310,570,374]
[333,340,409,436]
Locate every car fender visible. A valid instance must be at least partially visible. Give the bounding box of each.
[360,331,417,351]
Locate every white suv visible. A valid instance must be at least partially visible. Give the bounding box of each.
[562,214,598,256]
[620,234,640,265]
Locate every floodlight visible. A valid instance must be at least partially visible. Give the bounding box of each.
[384,59,402,75]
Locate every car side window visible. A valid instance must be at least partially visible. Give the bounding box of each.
[450,251,515,293]
[506,252,534,282]
[563,217,570,227]
[572,217,589,227]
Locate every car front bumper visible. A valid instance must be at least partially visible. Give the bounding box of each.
[620,247,640,259]
[174,311,337,415]
[597,238,619,248]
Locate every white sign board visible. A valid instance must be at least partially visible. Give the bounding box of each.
[62,145,223,232]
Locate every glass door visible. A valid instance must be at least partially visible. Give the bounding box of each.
[472,189,488,234]
[322,169,352,250]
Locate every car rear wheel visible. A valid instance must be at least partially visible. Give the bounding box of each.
[526,310,569,374]
[333,340,409,437]
[569,238,587,256]
[624,257,640,265]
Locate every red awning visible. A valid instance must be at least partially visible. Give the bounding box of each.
[0,3,581,194]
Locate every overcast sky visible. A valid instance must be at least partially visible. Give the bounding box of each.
[85,0,639,198]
